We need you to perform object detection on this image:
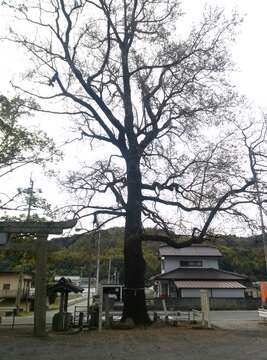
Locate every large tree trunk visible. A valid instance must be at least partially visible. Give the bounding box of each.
[121,155,151,325]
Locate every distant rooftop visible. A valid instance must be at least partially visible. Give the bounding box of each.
[174,280,246,289]
[159,244,222,257]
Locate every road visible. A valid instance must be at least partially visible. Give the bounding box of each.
[0,294,260,329]
[210,310,260,330]
[210,310,258,321]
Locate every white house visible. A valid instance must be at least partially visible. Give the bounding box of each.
[154,245,247,299]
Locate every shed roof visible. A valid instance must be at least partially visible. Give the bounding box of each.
[154,268,247,281]
[159,245,222,257]
[174,280,246,289]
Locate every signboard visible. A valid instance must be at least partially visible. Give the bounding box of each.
[102,284,123,301]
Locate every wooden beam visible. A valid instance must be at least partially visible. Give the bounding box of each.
[0,219,77,235]
[0,242,67,253]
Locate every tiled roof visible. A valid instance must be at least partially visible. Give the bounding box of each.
[154,268,247,281]
[174,280,246,289]
[159,245,222,257]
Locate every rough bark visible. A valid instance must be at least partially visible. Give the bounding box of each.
[121,155,151,325]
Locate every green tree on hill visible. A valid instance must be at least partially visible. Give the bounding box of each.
[0,95,59,212]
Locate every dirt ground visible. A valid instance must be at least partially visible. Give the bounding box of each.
[0,324,267,360]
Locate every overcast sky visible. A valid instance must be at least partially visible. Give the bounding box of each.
[0,0,266,232]
[1,1,267,107]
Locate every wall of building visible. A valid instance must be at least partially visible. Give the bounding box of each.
[0,273,32,299]
[0,273,19,291]
[211,289,245,298]
[163,257,219,273]
[158,281,245,299]
[181,288,245,298]
[181,289,211,298]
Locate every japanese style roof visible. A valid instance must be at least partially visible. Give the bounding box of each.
[174,280,246,289]
[48,277,84,294]
[159,245,222,257]
[154,268,247,281]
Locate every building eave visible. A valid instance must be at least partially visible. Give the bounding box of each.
[153,267,248,281]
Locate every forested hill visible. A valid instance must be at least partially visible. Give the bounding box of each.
[210,234,266,281]
[0,227,266,282]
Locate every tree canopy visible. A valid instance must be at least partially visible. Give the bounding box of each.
[0,94,59,212]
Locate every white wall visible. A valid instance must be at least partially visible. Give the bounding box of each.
[181,289,212,298]
[163,257,219,273]
[202,259,219,269]
[181,288,245,298]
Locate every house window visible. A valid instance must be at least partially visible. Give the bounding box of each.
[180,260,203,267]
[3,283,10,290]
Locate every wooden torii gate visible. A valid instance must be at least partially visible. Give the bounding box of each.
[0,219,77,337]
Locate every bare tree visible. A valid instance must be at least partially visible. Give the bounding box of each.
[3,0,259,324]
[239,117,267,268]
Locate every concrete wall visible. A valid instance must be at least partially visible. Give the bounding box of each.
[163,257,219,273]
[152,297,261,310]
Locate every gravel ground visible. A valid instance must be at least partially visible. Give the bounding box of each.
[0,324,267,360]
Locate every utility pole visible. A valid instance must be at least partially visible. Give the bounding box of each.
[15,271,23,312]
[94,215,101,294]
[23,175,42,221]
[26,176,34,221]
[87,274,91,325]
[107,258,112,284]
[96,229,101,294]
[75,224,101,294]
